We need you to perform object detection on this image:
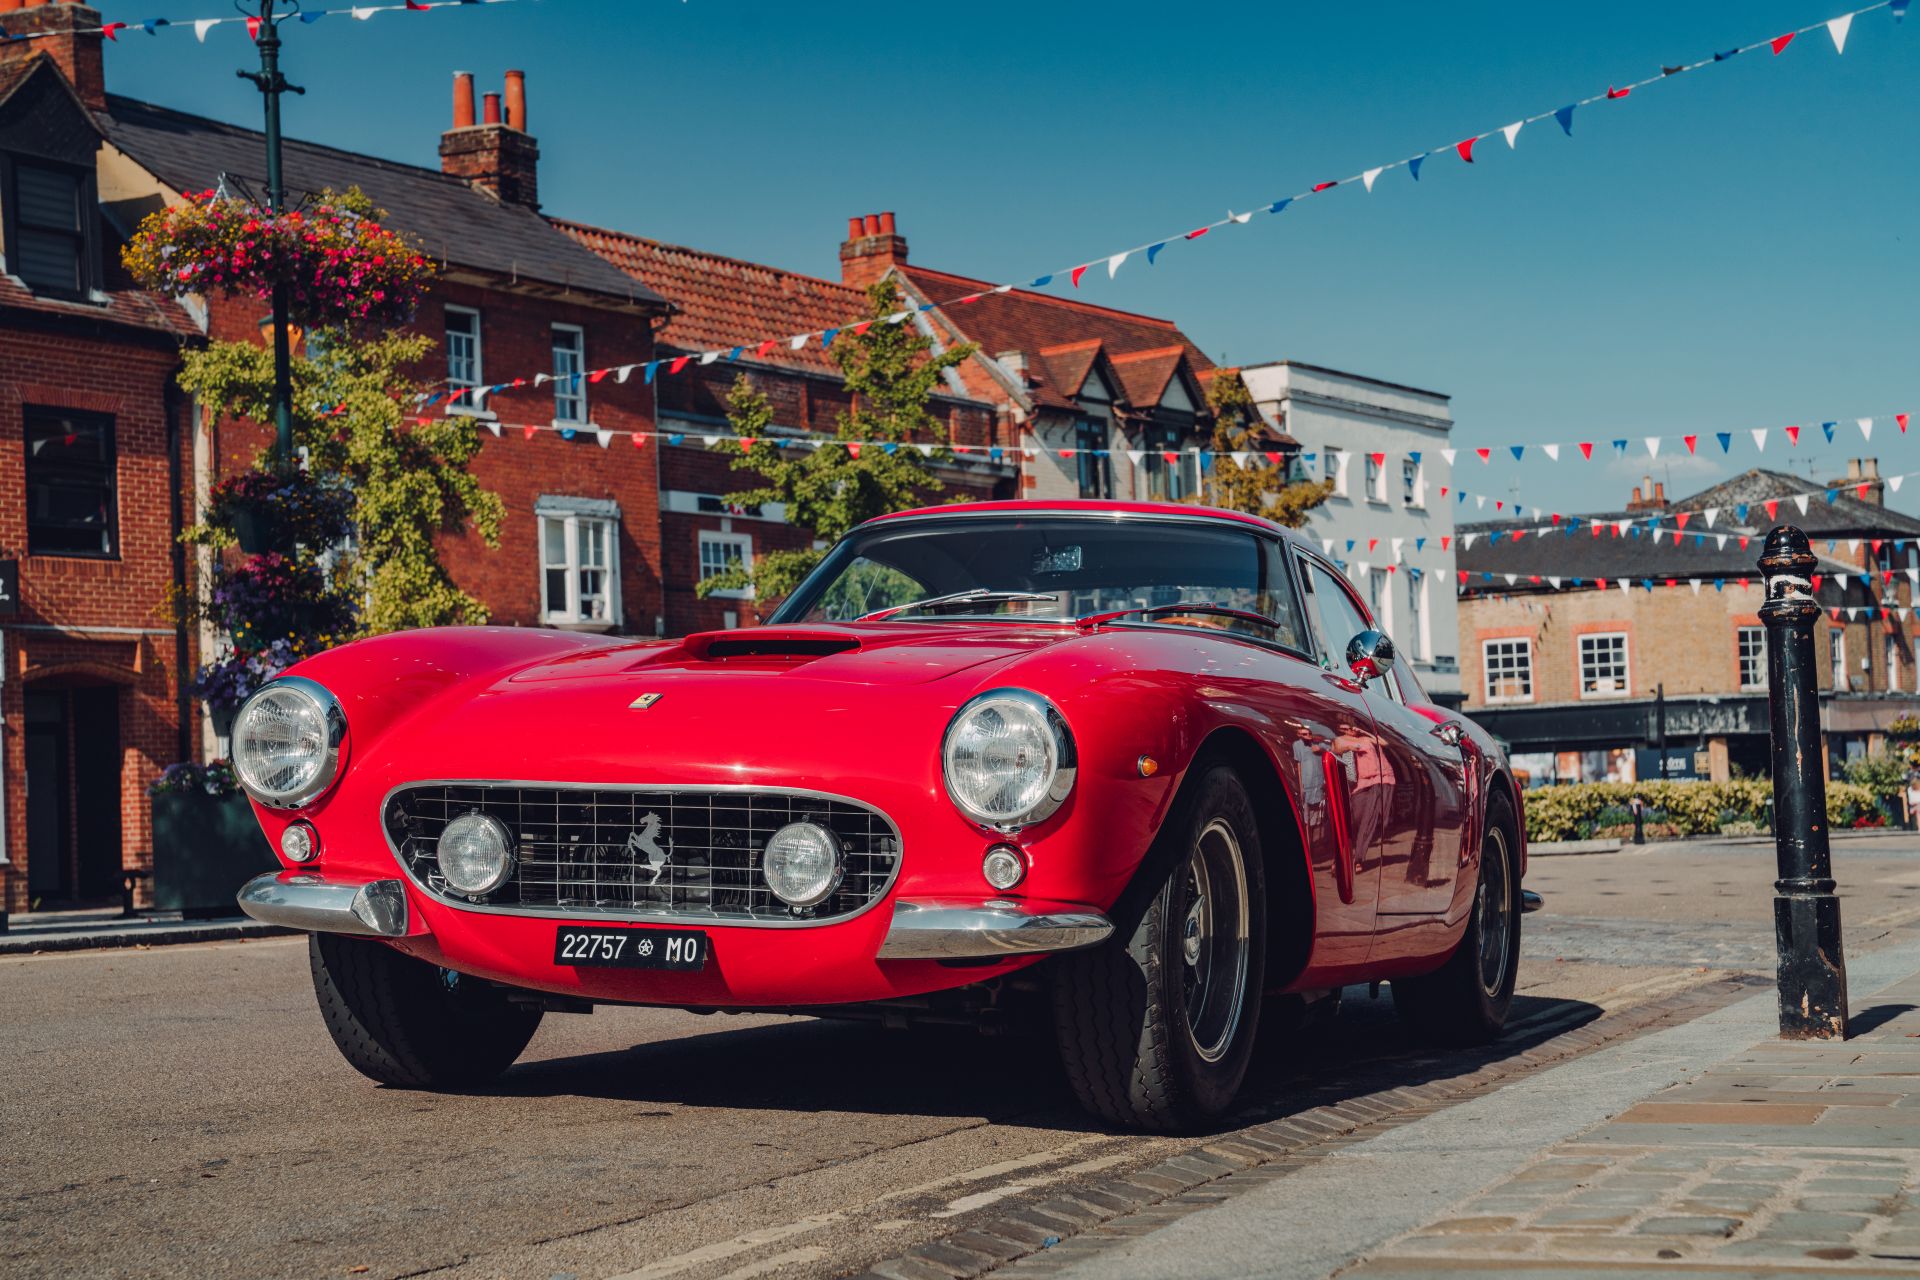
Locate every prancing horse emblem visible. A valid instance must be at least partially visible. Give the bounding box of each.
[628,813,670,884]
[629,692,664,710]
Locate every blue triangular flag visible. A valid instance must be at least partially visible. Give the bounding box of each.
[143,18,170,32]
[1822,421,1836,442]
[1408,451,1421,464]
[1482,573,1494,582]
[1713,48,1739,61]
[560,427,576,441]
[1408,156,1425,181]
[883,442,898,455]
[1828,540,1838,552]
[1346,540,1356,552]
[1642,579,1653,591]
[1717,432,1732,453]
[728,347,742,361]
[1457,491,1467,503]
[989,447,1003,461]
[644,361,659,384]
[299,10,325,21]
[1030,275,1053,288]
[667,433,684,446]
[918,303,936,312]
[1146,242,1167,264]
[1736,504,1749,522]
[1895,0,1909,22]
[1268,198,1292,215]
[1490,531,1503,544]
[1510,446,1525,461]
[1612,439,1628,455]
[1715,579,1724,592]
[1415,537,1426,551]
[1554,105,1576,136]
[1827,489,1840,504]
[821,328,839,348]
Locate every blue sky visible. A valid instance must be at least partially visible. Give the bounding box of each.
[102,1,1917,519]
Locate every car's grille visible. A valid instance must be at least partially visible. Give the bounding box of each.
[384,784,901,925]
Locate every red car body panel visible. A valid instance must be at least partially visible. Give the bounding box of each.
[249,501,1520,1008]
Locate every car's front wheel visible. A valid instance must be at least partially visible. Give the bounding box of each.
[309,934,543,1088]
[1052,764,1266,1131]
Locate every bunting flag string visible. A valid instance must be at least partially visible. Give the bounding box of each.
[403,0,1910,403]
[0,0,529,45]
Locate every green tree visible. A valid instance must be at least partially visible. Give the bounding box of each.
[698,281,976,603]
[178,327,504,631]
[1196,369,1333,526]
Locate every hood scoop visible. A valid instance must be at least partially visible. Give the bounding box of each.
[679,626,862,662]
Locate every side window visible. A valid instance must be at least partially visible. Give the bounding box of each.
[1299,557,1373,672]
[1252,540,1310,654]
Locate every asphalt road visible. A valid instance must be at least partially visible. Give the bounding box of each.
[6,833,1920,1280]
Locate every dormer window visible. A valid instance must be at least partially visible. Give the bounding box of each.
[2,157,96,299]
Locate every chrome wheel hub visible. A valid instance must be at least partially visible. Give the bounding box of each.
[1179,818,1251,1063]
[1477,825,1513,999]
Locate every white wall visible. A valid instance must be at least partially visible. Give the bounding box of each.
[1241,362,1461,701]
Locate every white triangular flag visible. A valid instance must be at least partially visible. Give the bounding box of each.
[700,352,721,365]
[916,443,935,457]
[1646,437,1662,458]
[1230,451,1251,466]
[1357,562,1371,578]
[1549,576,1562,588]
[1335,452,1351,472]
[1849,607,1862,620]
[1704,507,1719,527]
[352,5,377,17]
[1391,537,1405,560]
[1107,251,1129,279]
[1363,167,1384,192]
[1651,528,1665,544]
[1321,540,1336,556]
[1752,427,1769,451]
[1849,539,1862,553]
[1127,450,1146,465]
[1502,120,1524,148]
[1829,13,1853,52]
[1614,521,1629,536]
[484,421,501,438]
[1463,534,1479,550]
[1858,417,1874,440]
[1475,495,1486,509]
[1229,209,1253,225]
[1690,579,1701,595]
[702,435,720,447]
[789,335,809,350]
[194,17,218,40]
[1892,476,1907,493]
[1441,448,1458,465]
[1619,580,1632,598]
[1908,567,1918,586]
[886,311,911,325]
[595,428,611,449]
[1504,573,1518,586]
[533,373,551,387]
[616,365,636,383]
[1794,494,1810,514]
[1716,534,1728,549]
[1543,444,1561,461]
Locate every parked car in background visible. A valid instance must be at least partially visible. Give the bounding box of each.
[235,501,1532,1130]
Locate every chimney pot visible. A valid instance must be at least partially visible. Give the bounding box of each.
[878,211,897,235]
[1847,458,1862,481]
[840,210,909,288]
[862,214,880,236]
[1631,485,1643,504]
[481,92,502,125]
[1654,481,1665,501]
[503,69,526,131]
[452,71,475,129]
[1866,458,1880,479]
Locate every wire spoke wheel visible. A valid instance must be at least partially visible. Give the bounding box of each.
[1180,817,1251,1063]
[1475,824,1513,999]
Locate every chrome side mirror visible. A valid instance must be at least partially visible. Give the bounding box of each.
[1346,629,1396,686]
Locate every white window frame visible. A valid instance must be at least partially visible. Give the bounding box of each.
[1737,626,1767,691]
[1482,638,1533,704]
[444,305,485,416]
[1829,626,1846,690]
[537,505,621,630]
[1364,453,1387,504]
[1402,458,1422,508]
[1579,632,1631,699]
[551,323,586,426]
[1405,572,1425,660]
[697,530,755,600]
[1887,631,1904,694]
[1323,446,1347,498]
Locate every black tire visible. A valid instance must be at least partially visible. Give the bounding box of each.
[1052,764,1267,1132]
[1392,793,1521,1044]
[309,933,543,1089]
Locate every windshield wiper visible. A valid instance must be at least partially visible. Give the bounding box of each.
[858,588,1061,622]
[1075,601,1286,632]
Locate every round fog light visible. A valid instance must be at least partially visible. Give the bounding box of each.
[982,844,1027,891]
[437,812,515,896]
[762,821,842,908]
[280,821,318,864]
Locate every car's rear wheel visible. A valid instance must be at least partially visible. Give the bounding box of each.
[1391,793,1521,1043]
[309,933,543,1088]
[1052,764,1266,1131]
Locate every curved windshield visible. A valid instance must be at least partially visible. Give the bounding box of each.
[772,515,1309,649]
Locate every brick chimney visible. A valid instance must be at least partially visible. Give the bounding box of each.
[840,211,908,289]
[1832,458,1885,507]
[0,1,108,114]
[439,69,540,210]
[1625,476,1669,512]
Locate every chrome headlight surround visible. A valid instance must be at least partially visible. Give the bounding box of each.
[231,675,347,810]
[941,688,1077,831]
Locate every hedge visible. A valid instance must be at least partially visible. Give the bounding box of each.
[1520,779,1881,843]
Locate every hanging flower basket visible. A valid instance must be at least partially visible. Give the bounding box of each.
[207,469,354,554]
[122,189,435,327]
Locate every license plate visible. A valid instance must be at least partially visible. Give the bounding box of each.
[553,926,708,971]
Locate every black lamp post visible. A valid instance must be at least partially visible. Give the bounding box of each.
[236,0,305,474]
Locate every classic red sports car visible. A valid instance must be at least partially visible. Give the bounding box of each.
[235,500,1531,1130]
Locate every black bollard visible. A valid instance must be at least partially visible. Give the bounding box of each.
[1630,796,1646,845]
[1759,526,1849,1039]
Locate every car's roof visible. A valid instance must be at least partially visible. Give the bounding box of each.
[867,499,1307,545]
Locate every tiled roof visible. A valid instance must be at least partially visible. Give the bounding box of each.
[100,97,663,308]
[1108,346,1191,410]
[0,267,199,339]
[553,220,860,374]
[1456,513,1786,583]
[897,264,1214,379]
[1672,468,1920,536]
[1033,340,1102,401]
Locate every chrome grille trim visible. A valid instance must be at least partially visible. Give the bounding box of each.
[380,781,902,928]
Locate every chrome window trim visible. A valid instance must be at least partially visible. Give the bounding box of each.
[379,780,904,929]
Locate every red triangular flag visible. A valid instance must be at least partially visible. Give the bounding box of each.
[1765,500,1780,520]
[1578,442,1594,460]
[589,369,610,383]
[1683,435,1697,454]
[1495,500,1505,511]
[847,443,862,459]
[1859,483,1871,500]
[669,355,692,374]
[1675,512,1691,530]
[1458,570,1469,585]
[631,433,646,448]
[1665,579,1677,588]
[1606,86,1631,99]
[1070,265,1089,288]
[1591,523,1602,538]
[247,15,262,39]
[1771,31,1796,54]
[522,424,538,441]
[1552,513,1563,525]
[1512,529,1526,541]
[1476,447,1492,463]
[1831,607,1842,620]
[1530,575,1542,585]
[1184,226,1211,241]
[1812,574,1824,591]
[1597,577,1608,590]
[1311,180,1338,192]
[1440,536,1452,551]
[756,339,776,358]
[1367,538,1379,552]
[1060,449,1076,460]
[102,21,127,40]
[739,438,756,452]
[1739,542,1749,555]
[1785,424,1801,445]
[1264,451,1281,464]
[1873,540,1884,553]
[1440,486,1450,498]
[1455,137,1478,163]
[406,0,429,8]
[852,321,873,336]
[1898,413,1910,433]
[1369,452,1386,466]
[1162,451,1179,464]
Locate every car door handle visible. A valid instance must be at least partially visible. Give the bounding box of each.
[1431,721,1465,748]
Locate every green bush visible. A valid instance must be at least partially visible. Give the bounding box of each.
[1843,752,1907,799]
[1522,779,1877,843]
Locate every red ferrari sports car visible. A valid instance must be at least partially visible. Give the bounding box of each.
[235,500,1531,1130]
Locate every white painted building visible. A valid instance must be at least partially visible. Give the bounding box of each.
[1240,361,1461,704]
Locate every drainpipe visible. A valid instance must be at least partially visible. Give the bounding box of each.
[166,382,192,763]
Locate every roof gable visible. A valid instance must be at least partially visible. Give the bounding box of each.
[0,56,101,167]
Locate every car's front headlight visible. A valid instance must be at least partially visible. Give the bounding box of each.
[942,688,1076,829]
[231,676,347,809]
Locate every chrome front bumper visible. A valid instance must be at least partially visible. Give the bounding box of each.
[237,872,410,938]
[877,899,1114,960]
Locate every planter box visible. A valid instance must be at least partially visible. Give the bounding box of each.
[151,791,276,918]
